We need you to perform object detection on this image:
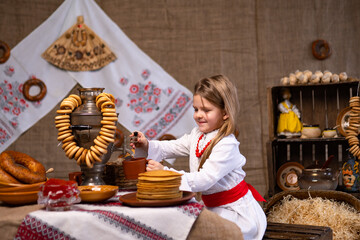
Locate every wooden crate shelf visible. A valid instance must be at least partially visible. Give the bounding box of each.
[267,81,360,197]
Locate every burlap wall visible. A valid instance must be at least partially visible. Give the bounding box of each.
[1,0,359,196]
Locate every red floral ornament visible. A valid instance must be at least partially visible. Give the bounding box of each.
[196,134,212,158]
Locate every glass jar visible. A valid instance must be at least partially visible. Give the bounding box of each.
[298,168,339,190]
[38,178,81,211]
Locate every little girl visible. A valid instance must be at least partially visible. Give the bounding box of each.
[130,75,267,240]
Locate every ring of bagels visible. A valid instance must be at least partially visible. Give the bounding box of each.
[346,96,360,159]
[55,92,118,168]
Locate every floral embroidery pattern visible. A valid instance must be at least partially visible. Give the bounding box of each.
[114,97,123,108]
[144,92,191,139]
[119,77,128,86]
[164,87,173,96]
[4,65,15,77]
[132,115,143,127]
[0,80,29,118]
[141,69,150,80]
[127,81,162,114]
[0,127,10,145]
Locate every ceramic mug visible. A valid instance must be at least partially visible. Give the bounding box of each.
[68,171,83,185]
[122,158,148,180]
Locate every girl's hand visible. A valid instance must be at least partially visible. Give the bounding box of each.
[129,131,149,152]
[146,160,164,171]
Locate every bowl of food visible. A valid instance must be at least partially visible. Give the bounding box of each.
[78,185,118,202]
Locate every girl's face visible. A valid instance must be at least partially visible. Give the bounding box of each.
[193,94,228,133]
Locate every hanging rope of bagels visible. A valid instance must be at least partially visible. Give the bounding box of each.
[55,93,117,168]
[347,82,360,159]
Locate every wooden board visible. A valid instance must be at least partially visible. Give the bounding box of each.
[264,222,333,240]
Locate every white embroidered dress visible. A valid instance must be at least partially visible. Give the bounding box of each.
[136,127,267,240]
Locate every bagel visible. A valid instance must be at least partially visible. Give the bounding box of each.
[85,151,94,168]
[102,112,117,117]
[56,109,73,114]
[100,120,115,125]
[102,116,118,121]
[62,141,74,150]
[100,127,115,134]
[90,146,101,156]
[101,101,115,109]
[0,151,46,184]
[99,130,115,138]
[57,132,72,141]
[55,115,70,120]
[74,147,85,160]
[312,39,332,60]
[55,118,70,124]
[22,78,47,102]
[101,108,116,113]
[56,122,71,129]
[90,150,102,162]
[64,97,79,108]
[96,92,111,102]
[0,166,21,184]
[64,141,76,151]
[80,149,88,164]
[62,135,75,143]
[99,135,115,143]
[0,40,11,64]
[58,126,71,132]
[94,138,108,149]
[96,96,109,109]
[96,136,109,147]
[58,129,72,136]
[102,124,117,130]
[68,146,80,159]
[94,145,107,154]
[68,94,82,106]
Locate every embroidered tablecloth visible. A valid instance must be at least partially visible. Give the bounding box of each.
[14,193,204,240]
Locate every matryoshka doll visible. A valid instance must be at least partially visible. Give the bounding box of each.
[342,155,359,192]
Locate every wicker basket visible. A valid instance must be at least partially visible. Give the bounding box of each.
[265,190,360,214]
[102,156,138,190]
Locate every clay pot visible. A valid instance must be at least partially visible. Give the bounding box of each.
[122,158,147,180]
[68,171,83,185]
[301,124,321,138]
[322,128,337,138]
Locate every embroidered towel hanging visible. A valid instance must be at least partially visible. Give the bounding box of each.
[42,16,116,71]
[66,0,196,139]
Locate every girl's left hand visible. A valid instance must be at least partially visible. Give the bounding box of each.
[146,160,164,171]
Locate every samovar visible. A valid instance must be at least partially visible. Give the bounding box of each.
[69,88,130,185]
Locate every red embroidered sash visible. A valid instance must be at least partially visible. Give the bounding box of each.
[201,180,266,207]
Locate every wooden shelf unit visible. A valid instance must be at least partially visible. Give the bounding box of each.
[266,80,360,197]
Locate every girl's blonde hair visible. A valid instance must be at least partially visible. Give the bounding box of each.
[194,74,239,170]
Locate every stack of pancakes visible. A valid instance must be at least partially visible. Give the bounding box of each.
[136,170,183,201]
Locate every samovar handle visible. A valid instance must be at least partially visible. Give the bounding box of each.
[69,125,93,130]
